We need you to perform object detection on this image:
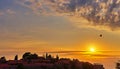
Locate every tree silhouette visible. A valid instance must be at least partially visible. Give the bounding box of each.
[22,52,38,60]
[45,53,53,60]
[56,55,59,61]
[14,55,18,60]
[0,56,7,63]
[22,52,31,60]
[45,53,48,59]
[31,53,38,59]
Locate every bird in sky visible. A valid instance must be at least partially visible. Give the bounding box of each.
[100,34,102,37]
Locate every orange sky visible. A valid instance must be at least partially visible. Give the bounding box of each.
[1,0,120,69]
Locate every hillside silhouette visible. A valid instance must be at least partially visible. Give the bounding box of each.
[0,52,104,69]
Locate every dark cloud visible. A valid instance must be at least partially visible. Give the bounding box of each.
[19,0,120,30]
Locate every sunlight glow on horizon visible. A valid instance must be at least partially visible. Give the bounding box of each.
[88,44,96,50]
[90,47,95,52]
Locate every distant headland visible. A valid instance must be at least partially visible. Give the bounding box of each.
[0,52,104,69]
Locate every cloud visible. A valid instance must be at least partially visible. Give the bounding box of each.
[44,50,120,58]
[0,0,16,16]
[0,9,16,16]
[17,0,45,15]
[18,0,120,30]
[6,9,16,15]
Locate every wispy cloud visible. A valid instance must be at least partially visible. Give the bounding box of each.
[0,9,16,16]
[43,50,120,58]
[6,9,16,15]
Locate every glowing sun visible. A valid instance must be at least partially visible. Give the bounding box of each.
[90,48,95,52]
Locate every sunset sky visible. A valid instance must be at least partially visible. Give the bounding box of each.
[1,0,120,69]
